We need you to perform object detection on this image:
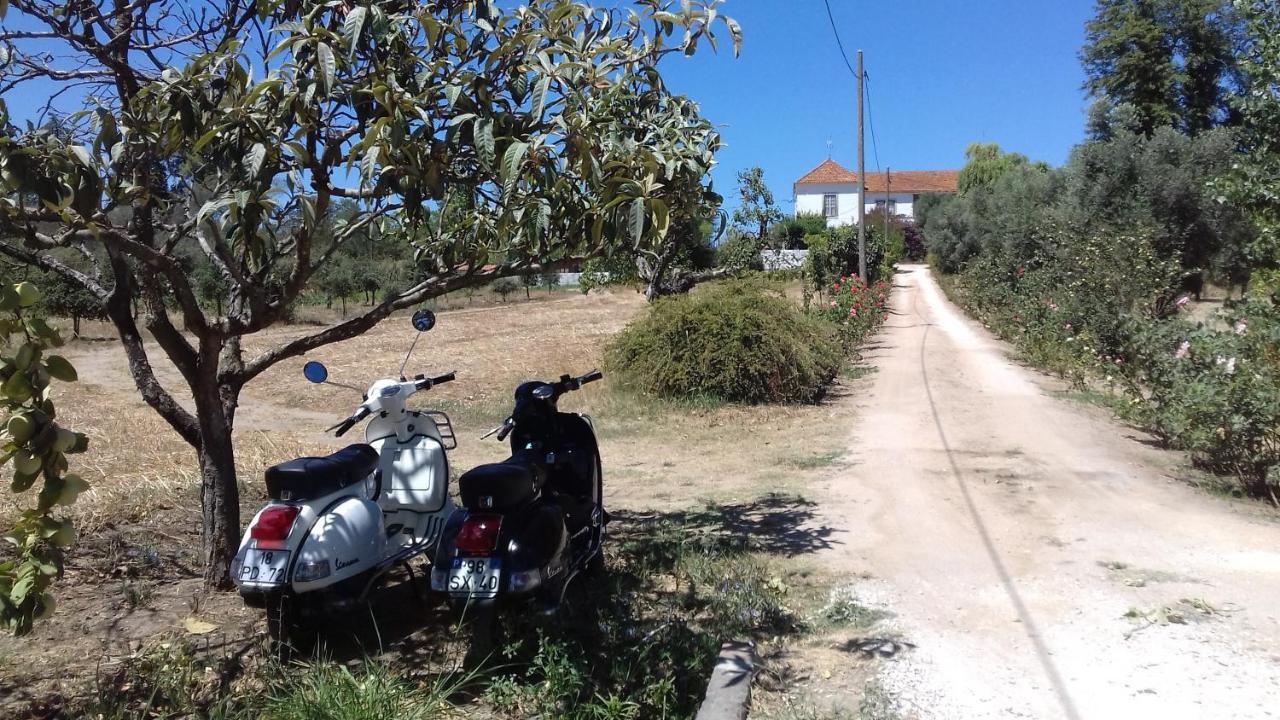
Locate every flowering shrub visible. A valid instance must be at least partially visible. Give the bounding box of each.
[940,237,1280,499]
[1121,300,1280,497]
[815,276,891,350]
[940,229,1178,385]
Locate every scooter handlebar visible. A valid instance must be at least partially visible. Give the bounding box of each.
[559,369,603,393]
[415,371,456,390]
[331,406,371,437]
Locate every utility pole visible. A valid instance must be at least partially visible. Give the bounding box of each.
[884,167,891,262]
[856,49,866,282]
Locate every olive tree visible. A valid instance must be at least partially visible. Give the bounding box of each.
[0,0,737,585]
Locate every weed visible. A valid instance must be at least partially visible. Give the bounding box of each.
[88,643,248,719]
[817,588,889,630]
[121,581,155,610]
[264,660,468,720]
[87,643,471,720]
[858,678,903,720]
[787,450,846,470]
[1181,597,1220,616]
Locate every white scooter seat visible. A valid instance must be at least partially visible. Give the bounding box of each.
[265,444,379,501]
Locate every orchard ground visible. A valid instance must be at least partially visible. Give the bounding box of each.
[6,269,1275,719]
[0,283,890,718]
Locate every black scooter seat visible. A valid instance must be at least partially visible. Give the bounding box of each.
[265,444,379,501]
[459,462,535,510]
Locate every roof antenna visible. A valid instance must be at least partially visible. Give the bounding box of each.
[826,139,833,158]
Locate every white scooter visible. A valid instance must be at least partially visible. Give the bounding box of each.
[230,309,458,655]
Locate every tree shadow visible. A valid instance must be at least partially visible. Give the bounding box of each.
[610,492,841,566]
[305,566,463,666]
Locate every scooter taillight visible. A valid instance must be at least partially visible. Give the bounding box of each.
[250,505,300,549]
[455,514,502,554]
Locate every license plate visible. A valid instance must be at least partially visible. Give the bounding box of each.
[238,548,291,585]
[448,557,501,597]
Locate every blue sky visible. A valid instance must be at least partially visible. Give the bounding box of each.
[658,0,1096,214]
[2,0,1097,218]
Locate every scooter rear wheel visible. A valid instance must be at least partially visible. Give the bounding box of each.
[266,594,315,662]
[463,605,499,670]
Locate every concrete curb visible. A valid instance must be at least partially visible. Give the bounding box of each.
[695,641,758,720]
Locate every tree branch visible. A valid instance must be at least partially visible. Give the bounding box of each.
[238,261,538,385]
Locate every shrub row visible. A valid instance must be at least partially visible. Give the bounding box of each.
[937,227,1280,498]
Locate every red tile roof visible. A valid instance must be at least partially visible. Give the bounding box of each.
[794,159,959,194]
[794,158,858,185]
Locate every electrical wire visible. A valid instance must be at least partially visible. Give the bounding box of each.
[822,0,857,77]
[823,0,883,174]
[864,72,882,172]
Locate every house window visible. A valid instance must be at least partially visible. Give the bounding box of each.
[823,194,838,218]
[874,199,898,214]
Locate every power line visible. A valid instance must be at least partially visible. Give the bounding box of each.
[864,72,882,172]
[822,0,857,77]
[821,0,881,171]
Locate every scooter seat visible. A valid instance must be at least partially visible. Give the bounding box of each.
[265,444,379,501]
[459,462,535,510]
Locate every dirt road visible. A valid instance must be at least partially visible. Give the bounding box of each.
[824,265,1280,719]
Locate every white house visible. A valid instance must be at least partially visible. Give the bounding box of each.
[793,158,959,227]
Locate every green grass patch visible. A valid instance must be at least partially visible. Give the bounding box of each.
[786,450,847,471]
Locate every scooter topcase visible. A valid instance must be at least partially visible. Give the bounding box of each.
[265,444,379,501]
[459,462,536,510]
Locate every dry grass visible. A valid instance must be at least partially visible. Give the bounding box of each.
[0,285,867,713]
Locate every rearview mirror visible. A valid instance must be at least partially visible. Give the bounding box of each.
[411,309,436,332]
[303,361,329,384]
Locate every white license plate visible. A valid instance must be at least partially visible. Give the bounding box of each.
[239,548,291,585]
[448,557,501,597]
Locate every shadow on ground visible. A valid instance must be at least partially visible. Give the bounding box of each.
[610,492,841,564]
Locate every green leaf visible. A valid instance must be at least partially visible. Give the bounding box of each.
[342,6,368,58]
[68,146,94,169]
[192,128,222,153]
[316,42,336,93]
[724,17,742,56]
[244,143,267,178]
[10,573,33,607]
[360,145,380,183]
[44,356,76,383]
[652,198,670,236]
[531,76,551,120]
[3,370,31,401]
[629,198,645,242]
[501,141,528,198]
[475,118,495,167]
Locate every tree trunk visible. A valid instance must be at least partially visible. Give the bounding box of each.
[194,381,241,588]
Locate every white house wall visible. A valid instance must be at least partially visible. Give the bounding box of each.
[795,184,919,225]
[794,182,860,228]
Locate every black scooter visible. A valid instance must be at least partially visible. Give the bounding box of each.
[430,370,607,653]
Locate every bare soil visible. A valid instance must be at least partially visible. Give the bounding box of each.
[0,286,865,715]
[815,265,1280,719]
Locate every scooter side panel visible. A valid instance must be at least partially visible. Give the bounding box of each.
[292,496,385,593]
[373,434,449,513]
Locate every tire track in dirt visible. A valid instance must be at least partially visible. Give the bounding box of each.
[821,265,1280,719]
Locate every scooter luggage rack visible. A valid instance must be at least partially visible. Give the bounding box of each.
[422,410,457,450]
